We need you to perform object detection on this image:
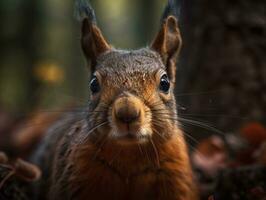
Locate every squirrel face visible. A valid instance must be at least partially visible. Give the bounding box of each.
[87,49,176,144]
[29,2,197,199]
[79,4,182,146]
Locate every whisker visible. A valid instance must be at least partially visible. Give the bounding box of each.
[92,134,110,161]
[143,145,151,164]
[149,137,160,168]
[178,117,226,136]
[179,126,200,145]
[9,105,101,120]
[151,119,206,166]
[152,127,167,141]
[6,117,85,135]
[180,113,250,120]
[175,90,222,97]
[8,113,88,130]
[108,147,122,165]
[138,144,144,157]
[79,121,108,145]
[152,118,199,146]
[150,111,226,136]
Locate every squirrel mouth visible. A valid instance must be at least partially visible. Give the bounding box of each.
[110,127,151,144]
[121,133,148,140]
[115,134,149,144]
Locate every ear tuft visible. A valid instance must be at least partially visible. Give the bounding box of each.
[75,0,96,23]
[76,0,111,72]
[161,0,181,23]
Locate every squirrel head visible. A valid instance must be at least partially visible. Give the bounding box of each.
[77,0,182,145]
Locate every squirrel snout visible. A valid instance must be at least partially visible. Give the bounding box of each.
[113,96,142,124]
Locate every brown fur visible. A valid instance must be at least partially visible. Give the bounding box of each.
[31,4,198,199]
[66,129,196,200]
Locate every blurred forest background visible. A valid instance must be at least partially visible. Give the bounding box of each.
[0,0,265,141]
[0,1,266,199]
[0,0,166,112]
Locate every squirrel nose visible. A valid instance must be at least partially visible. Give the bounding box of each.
[113,96,141,124]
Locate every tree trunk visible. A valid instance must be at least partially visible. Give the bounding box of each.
[178,0,266,140]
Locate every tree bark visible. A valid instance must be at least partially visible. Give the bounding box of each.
[178,0,266,140]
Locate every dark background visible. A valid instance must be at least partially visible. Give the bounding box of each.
[0,0,265,142]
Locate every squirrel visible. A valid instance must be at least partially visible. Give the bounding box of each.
[31,0,198,199]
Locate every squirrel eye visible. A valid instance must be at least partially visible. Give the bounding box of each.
[90,76,100,94]
[159,74,170,93]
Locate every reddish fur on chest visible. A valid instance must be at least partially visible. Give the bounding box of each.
[59,131,197,200]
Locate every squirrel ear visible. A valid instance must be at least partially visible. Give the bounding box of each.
[81,18,111,72]
[151,16,182,83]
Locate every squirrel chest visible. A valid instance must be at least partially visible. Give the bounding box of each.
[46,127,195,200]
